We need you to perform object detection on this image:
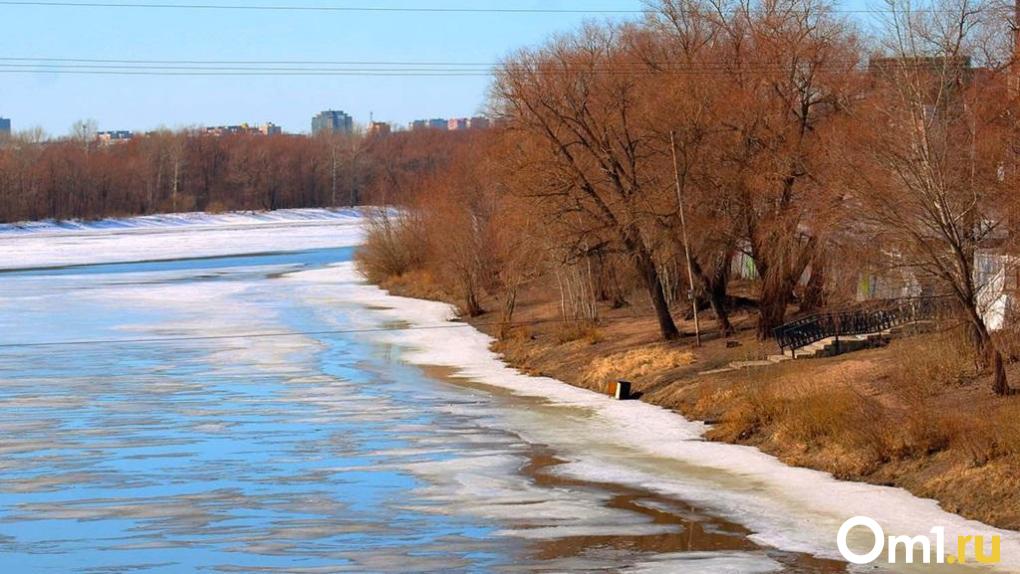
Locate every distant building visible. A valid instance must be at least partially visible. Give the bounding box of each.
[0,117,10,137]
[259,122,282,136]
[368,121,391,136]
[409,116,489,132]
[97,130,134,144]
[205,125,248,136]
[312,110,354,135]
[467,116,490,130]
[410,118,450,131]
[203,123,280,137]
[448,118,469,131]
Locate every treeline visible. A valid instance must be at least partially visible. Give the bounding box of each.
[0,127,468,221]
[359,0,1020,395]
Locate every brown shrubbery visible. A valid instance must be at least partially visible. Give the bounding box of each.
[354,210,427,285]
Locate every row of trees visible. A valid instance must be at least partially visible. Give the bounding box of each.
[0,126,465,222]
[366,0,1020,395]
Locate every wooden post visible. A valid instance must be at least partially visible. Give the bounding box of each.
[670,131,701,347]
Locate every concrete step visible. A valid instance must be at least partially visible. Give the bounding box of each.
[789,333,891,359]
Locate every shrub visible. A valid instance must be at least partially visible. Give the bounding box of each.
[354,209,427,284]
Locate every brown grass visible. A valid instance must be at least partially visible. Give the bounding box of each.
[379,269,446,302]
[554,321,604,345]
[582,344,696,386]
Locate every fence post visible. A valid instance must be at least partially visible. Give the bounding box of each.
[834,313,841,355]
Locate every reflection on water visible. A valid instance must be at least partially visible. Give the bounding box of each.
[0,248,846,573]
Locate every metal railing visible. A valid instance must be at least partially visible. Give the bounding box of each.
[774,297,946,356]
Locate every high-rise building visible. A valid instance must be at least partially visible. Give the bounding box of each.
[448,118,469,131]
[312,110,354,135]
[0,117,10,137]
[368,122,391,136]
[260,122,282,136]
[428,118,447,130]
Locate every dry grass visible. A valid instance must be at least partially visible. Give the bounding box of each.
[554,321,604,345]
[709,378,895,476]
[888,329,976,399]
[942,403,1020,467]
[379,269,447,302]
[700,331,1020,487]
[582,344,695,386]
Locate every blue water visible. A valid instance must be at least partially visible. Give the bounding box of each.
[0,247,782,573]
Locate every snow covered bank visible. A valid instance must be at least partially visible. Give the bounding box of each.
[310,262,1020,573]
[0,208,362,236]
[0,208,364,270]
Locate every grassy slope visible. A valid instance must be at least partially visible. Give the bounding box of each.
[380,273,1020,531]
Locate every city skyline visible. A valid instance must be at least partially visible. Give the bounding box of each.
[0,111,494,140]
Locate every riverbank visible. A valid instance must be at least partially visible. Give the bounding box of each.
[377,271,1020,533]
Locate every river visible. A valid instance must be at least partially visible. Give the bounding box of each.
[0,213,1016,573]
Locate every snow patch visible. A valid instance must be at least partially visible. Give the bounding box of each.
[0,208,364,270]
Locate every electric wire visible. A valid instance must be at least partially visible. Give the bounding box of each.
[0,1,646,13]
[0,0,978,14]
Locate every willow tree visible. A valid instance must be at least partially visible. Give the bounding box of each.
[494,24,683,341]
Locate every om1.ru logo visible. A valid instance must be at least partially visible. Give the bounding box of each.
[838,516,1001,565]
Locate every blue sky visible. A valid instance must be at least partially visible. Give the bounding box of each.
[0,0,874,136]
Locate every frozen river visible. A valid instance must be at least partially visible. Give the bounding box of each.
[0,211,1016,573]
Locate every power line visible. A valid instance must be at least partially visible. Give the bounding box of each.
[0,64,941,77]
[0,1,985,14]
[0,56,890,78]
[0,56,505,65]
[0,1,646,13]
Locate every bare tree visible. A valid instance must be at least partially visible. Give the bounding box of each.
[494,25,683,341]
[847,0,1017,394]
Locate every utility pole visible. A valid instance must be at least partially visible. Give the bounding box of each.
[348,139,357,207]
[330,142,338,207]
[670,130,701,346]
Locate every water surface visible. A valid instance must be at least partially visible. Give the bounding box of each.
[0,247,845,573]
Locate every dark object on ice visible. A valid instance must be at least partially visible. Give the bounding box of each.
[607,380,632,400]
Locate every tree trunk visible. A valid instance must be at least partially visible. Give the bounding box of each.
[959,296,1011,395]
[691,254,734,337]
[972,317,1011,396]
[708,281,734,336]
[708,253,735,336]
[991,347,1009,396]
[633,246,681,341]
[800,261,826,313]
[464,285,484,318]
[757,276,793,339]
